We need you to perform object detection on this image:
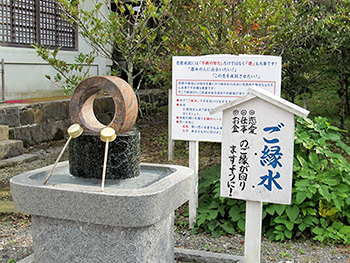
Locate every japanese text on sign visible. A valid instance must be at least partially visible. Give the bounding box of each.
[172,55,281,142]
[220,99,295,204]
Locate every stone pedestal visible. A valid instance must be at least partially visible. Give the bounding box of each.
[69,128,140,179]
[31,213,174,263]
[10,162,194,263]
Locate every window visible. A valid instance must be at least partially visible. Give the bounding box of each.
[0,0,77,50]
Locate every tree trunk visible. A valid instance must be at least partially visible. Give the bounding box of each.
[303,94,308,109]
[338,71,348,129]
[126,54,134,89]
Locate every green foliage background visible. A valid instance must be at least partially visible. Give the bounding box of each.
[194,116,350,244]
[33,0,350,128]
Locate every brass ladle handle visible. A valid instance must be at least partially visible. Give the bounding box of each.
[100,127,117,192]
[43,124,83,185]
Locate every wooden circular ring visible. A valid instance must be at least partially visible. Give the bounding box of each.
[69,76,138,133]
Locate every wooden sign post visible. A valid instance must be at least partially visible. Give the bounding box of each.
[211,86,309,263]
[245,200,263,262]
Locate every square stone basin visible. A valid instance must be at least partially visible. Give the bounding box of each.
[10,161,194,227]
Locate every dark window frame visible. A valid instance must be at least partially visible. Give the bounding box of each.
[0,0,78,50]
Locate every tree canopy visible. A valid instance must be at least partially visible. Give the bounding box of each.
[34,0,350,127]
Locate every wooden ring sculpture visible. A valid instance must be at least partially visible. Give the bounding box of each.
[69,76,138,133]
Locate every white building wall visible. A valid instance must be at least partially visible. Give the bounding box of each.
[0,0,112,101]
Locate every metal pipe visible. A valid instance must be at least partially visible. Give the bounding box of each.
[1,59,4,103]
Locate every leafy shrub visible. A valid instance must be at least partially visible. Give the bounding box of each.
[32,45,96,95]
[193,164,245,238]
[194,116,350,244]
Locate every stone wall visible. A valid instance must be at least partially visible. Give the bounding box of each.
[0,89,167,147]
[0,97,114,147]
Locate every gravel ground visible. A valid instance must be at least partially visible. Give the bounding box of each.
[1,211,350,263]
[1,137,350,262]
[174,228,350,262]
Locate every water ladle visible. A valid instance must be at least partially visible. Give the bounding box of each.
[43,123,83,185]
[100,127,116,191]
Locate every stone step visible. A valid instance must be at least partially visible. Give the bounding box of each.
[0,153,38,168]
[0,125,9,141]
[0,139,24,159]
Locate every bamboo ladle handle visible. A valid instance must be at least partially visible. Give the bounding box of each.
[100,127,117,192]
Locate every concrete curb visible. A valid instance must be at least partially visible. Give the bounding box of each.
[19,250,244,263]
[17,254,34,263]
[175,248,244,263]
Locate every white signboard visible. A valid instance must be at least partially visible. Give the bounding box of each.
[172,54,282,142]
[220,98,295,204]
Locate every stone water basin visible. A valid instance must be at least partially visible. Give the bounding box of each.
[11,162,193,262]
[10,161,194,228]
